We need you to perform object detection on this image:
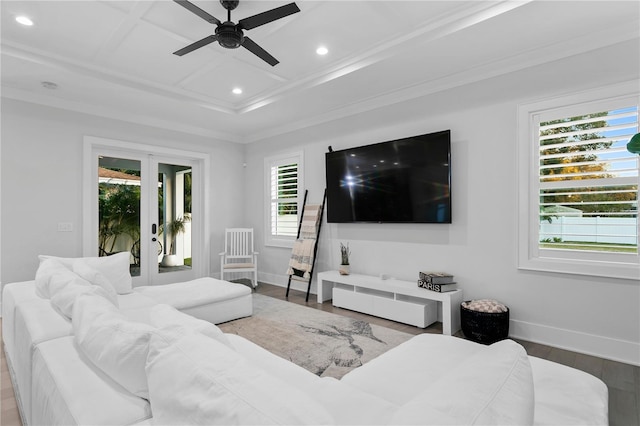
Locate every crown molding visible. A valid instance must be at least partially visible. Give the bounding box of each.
[1,87,242,143]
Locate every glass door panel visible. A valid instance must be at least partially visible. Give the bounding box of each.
[97,157,141,277]
[157,163,193,275]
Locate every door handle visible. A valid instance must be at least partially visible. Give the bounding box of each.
[152,224,157,234]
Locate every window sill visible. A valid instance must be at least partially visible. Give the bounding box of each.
[265,237,295,249]
[518,253,639,281]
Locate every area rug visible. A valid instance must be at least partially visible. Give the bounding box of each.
[218,293,414,379]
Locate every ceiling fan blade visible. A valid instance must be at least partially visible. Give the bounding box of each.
[242,36,279,66]
[173,34,218,56]
[238,2,300,30]
[174,0,221,25]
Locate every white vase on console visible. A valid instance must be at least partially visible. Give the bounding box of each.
[339,264,350,275]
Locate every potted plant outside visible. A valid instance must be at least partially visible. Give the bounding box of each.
[161,214,190,267]
[339,242,350,275]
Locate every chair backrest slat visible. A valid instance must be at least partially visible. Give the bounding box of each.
[225,228,253,259]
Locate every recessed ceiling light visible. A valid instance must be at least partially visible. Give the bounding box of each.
[232,87,243,95]
[316,46,328,56]
[16,16,33,26]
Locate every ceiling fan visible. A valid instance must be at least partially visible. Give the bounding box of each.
[173,0,300,66]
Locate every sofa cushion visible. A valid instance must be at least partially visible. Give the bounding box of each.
[528,356,609,426]
[32,336,151,426]
[146,329,334,425]
[149,303,232,347]
[39,252,132,294]
[311,377,400,425]
[390,339,534,425]
[73,292,155,399]
[134,277,251,308]
[341,334,483,405]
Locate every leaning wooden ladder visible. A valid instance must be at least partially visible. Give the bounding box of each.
[285,189,326,302]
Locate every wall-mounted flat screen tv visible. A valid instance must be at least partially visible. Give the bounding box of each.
[325,130,451,224]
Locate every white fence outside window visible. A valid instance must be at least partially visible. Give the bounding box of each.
[540,216,638,245]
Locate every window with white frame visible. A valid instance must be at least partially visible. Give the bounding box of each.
[264,152,303,247]
[518,83,639,280]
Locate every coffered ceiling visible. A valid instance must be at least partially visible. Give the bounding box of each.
[1,1,639,143]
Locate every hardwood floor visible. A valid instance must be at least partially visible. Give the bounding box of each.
[1,282,638,426]
[1,321,22,426]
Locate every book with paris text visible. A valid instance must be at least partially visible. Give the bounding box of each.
[417,280,457,292]
[418,271,454,284]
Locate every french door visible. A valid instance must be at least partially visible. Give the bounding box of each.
[83,137,209,286]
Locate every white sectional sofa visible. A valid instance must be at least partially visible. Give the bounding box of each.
[2,254,609,425]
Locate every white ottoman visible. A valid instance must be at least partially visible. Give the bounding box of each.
[133,277,252,324]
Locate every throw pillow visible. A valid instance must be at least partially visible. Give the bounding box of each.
[51,283,113,319]
[35,258,79,299]
[39,251,133,294]
[72,262,119,307]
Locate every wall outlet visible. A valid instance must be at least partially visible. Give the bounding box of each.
[57,222,73,232]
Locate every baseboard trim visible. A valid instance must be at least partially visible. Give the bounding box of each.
[510,319,640,366]
[258,272,315,296]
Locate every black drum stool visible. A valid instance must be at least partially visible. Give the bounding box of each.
[461,299,509,344]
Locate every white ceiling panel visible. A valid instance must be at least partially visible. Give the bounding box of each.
[182,58,282,102]
[105,19,219,85]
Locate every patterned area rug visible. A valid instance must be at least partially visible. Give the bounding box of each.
[218,293,413,379]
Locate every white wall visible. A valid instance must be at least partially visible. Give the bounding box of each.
[244,42,640,365]
[0,99,245,284]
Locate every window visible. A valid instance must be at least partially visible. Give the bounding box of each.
[518,83,639,280]
[264,151,303,247]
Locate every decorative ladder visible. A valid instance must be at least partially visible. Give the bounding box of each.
[285,189,326,302]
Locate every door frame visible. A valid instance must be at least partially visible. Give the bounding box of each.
[82,136,211,286]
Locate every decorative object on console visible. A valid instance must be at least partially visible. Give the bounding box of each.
[418,271,454,284]
[339,242,351,275]
[419,282,457,293]
[627,132,640,154]
[461,299,510,344]
[418,271,456,292]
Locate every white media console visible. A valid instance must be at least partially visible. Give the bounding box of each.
[316,271,463,335]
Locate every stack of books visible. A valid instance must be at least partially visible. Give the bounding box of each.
[417,271,456,292]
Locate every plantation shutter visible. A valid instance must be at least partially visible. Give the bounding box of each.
[270,161,299,237]
[537,101,639,254]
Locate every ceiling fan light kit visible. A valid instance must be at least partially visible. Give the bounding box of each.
[173,0,300,66]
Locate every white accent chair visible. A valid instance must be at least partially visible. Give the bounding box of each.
[219,228,258,288]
